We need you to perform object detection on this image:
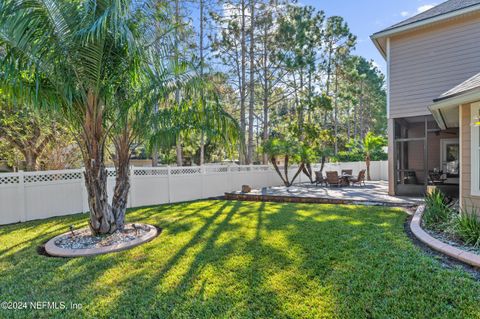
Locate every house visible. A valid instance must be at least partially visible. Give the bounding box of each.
[371,0,480,211]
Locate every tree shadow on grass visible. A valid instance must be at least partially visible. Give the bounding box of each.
[0,202,226,319]
[2,201,480,318]
[261,203,480,318]
[95,200,290,318]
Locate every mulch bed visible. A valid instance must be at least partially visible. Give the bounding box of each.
[404,215,480,280]
[38,225,162,258]
[54,224,149,250]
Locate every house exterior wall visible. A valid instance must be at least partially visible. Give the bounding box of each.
[387,118,395,195]
[460,103,480,211]
[389,12,480,119]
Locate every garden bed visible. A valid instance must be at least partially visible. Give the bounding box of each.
[410,188,480,267]
[423,223,480,255]
[410,206,480,268]
[44,223,158,257]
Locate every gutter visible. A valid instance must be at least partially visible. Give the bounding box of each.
[428,89,480,129]
[370,36,387,59]
[371,4,480,58]
[372,4,480,39]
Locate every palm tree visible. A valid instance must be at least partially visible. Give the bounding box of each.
[0,0,145,234]
[0,0,239,234]
[362,132,386,181]
[147,74,240,163]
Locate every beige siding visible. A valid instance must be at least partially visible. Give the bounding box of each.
[387,118,394,195]
[389,13,480,119]
[460,103,480,212]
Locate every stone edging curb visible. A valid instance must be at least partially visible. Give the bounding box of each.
[410,205,480,267]
[45,224,158,257]
[224,192,416,207]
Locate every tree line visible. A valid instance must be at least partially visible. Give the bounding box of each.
[0,0,386,171]
[207,0,386,165]
[0,0,386,233]
[156,0,386,165]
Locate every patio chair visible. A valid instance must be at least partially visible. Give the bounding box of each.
[351,169,366,187]
[326,171,343,187]
[315,171,326,186]
[341,169,353,176]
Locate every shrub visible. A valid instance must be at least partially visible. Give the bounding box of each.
[455,206,480,247]
[423,189,452,230]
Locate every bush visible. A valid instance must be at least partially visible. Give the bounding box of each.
[332,151,364,162]
[423,189,452,230]
[331,148,387,163]
[455,206,480,247]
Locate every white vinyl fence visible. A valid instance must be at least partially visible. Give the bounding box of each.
[0,161,387,225]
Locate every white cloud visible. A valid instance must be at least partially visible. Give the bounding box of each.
[417,4,436,13]
[371,61,382,70]
[400,11,410,17]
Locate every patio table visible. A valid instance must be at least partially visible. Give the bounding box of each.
[340,174,353,186]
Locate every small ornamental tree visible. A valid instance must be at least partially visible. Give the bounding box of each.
[301,126,333,183]
[0,106,56,171]
[263,137,314,187]
[362,132,386,181]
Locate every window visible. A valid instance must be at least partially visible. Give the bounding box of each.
[440,139,459,175]
[471,102,480,196]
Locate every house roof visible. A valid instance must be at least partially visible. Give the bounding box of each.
[375,0,480,35]
[371,0,480,58]
[429,72,480,129]
[434,72,480,102]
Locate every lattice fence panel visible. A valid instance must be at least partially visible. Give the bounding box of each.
[251,166,270,171]
[0,175,19,185]
[134,169,168,176]
[170,167,202,175]
[106,170,117,177]
[205,166,229,173]
[24,172,82,184]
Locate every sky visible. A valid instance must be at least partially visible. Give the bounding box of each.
[300,0,443,73]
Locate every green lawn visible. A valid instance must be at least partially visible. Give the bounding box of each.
[0,201,479,318]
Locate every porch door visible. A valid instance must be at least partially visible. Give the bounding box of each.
[440,139,459,175]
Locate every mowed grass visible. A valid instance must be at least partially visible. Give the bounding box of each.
[0,201,479,318]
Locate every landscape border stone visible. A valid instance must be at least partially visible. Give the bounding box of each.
[410,205,480,268]
[44,223,158,257]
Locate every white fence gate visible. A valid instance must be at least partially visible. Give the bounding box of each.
[0,161,387,225]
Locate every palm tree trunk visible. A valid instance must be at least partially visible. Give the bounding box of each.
[366,155,371,181]
[83,90,116,235]
[112,129,131,230]
[199,133,205,165]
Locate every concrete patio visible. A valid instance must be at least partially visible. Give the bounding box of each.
[225,181,423,207]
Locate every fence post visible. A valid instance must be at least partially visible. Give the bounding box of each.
[129,166,135,208]
[229,165,234,192]
[17,170,26,222]
[167,166,171,203]
[80,168,88,213]
[201,165,205,199]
